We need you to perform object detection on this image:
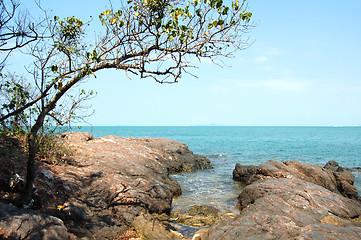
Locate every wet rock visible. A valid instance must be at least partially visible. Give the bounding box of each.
[172,205,221,227]
[133,212,185,240]
[192,229,209,240]
[0,201,74,239]
[170,205,238,230]
[324,160,347,172]
[232,164,257,184]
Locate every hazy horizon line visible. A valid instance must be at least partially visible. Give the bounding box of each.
[68,125,361,127]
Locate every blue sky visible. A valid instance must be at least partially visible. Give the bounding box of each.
[20,1,361,126]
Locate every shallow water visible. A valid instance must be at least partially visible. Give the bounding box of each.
[354,171,361,194]
[170,168,243,213]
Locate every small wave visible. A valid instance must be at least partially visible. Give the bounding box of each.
[207,153,231,159]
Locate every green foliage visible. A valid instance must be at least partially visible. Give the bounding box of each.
[86,49,101,63]
[0,74,32,134]
[99,0,252,46]
[58,17,84,41]
[54,17,85,56]
[240,10,252,22]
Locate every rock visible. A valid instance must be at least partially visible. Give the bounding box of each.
[59,201,87,221]
[299,224,361,240]
[27,132,210,239]
[206,179,361,239]
[324,160,346,172]
[205,164,361,240]
[232,159,359,200]
[9,173,25,192]
[60,131,93,143]
[238,178,361,219]
[172,205,221,227]
[192,229,209,240]
[232,163,257,184]
[141,137,212,172]
[0,201,74,239]
[133,212,185,240]
[1,132,212,239]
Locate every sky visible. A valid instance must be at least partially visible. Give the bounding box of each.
[16,0,361,126]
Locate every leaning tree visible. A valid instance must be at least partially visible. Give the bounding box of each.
[0,0,253,205]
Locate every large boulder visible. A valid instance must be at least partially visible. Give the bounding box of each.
[204,160,361,240]
[205,178,361,240]
[140,137,212,172]
[233,159,358,200]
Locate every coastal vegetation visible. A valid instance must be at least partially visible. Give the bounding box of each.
[0,0,253,206]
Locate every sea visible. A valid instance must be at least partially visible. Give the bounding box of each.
[70,126,361,213]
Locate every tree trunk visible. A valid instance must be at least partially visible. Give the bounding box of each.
[21,109,48,207]
[21,132,38,206]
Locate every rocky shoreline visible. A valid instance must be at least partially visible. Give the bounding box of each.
[201,159,361,239]
[0,132,212,239]
[1,132,361,239]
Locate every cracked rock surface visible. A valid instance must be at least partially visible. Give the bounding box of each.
[0,132,211,239]
[203,160,361,240]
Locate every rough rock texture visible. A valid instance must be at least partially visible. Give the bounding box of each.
[204,160,361,240]
[133,212,185,240]
[141,137,211,172]
[169,205,238,228]
[233,159,358,200]
[172,205,221,227]
[0,132,212,239]
[0,201,75,239]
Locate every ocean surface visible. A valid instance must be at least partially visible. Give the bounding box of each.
[70,126,361,212]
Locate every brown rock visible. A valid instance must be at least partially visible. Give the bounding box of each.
[56,133,211,238]
[1,132,212,239]
[133,212,185,240]
[233,159,359,200]
[0,201,74,239]
[140,137,212,172]
[205,178,361,240]
[172,205,220,227]
[232,163,257,184]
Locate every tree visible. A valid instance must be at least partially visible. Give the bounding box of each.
[0,0,44,70]
[0,0,253,206]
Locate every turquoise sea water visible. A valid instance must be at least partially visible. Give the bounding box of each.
[71,126,361,212]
